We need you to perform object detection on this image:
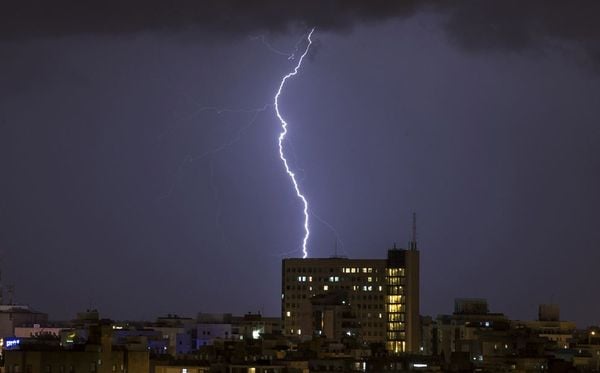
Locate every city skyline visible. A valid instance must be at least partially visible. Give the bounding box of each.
[1,1,599,327]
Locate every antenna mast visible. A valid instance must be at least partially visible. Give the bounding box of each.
[409,212,417,250]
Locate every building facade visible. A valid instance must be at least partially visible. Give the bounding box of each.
[0,305,48,339]
[281,245,420,353]
[4,324,149,373]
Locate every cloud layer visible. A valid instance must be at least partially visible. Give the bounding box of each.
[3,1,600,65]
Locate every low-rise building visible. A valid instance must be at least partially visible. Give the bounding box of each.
[3,323,149,373]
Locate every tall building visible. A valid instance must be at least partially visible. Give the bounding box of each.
[281,227,420,353]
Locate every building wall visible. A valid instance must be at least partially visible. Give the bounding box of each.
[385,248,420,354]
[152,326,186,355]
[404,249,420,353]
[0,307,48,338]
[154,366,210,373]
[197,323,232,347]
[282,249,420,353]
[282,258,387,343]
[4,349,149,373]
[14,326,63,338]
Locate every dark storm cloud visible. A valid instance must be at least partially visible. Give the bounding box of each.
[441,1,600,64]
[3,1,600,64]
[0,0,420,40]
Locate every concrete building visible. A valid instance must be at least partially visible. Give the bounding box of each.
[151,314,195,356]
[310,291,359,341]
[196,313,282,348]
[197,313,233,347]
[4,323,149,373]
[432,298,510,362]
[0,305,48,339]
[281,237,420,353]
[152,363,210,373]
[14,324,64,339]
[512,304,576,350]
[232,313,281,341]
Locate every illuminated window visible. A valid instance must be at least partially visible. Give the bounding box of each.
[297,329,302,335]
[286,311,291,317]
[387,295,402,303]
[378,286,383,291]
[323,285,329,291]
[367,277,372,282]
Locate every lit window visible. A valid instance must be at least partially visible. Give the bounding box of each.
[378,286,383,291]
[368,277,372,282]
[297,329,302,335]
[323,285,329,291]
[286,311,291,317]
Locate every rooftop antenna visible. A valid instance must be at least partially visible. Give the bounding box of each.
[409,212,417,250]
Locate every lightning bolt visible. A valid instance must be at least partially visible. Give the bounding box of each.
[274,28,315,259]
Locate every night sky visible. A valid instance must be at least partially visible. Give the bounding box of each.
[1,1,600,326]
